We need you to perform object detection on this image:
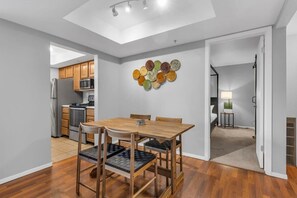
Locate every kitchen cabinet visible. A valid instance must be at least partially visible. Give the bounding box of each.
[65,66,74,78]
[86,108,94,143]
[59,68,66,79]
[73,64,81,91]
[61,107,70,136]
[81,62,89,79]
[89,61,94,78]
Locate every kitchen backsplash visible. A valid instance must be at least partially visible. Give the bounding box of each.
[83,91,94,103]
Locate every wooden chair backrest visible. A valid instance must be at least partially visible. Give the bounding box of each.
[104,127,137,141]
[79,123,100,134]
[130,114,151,120]
[155,116,182,123]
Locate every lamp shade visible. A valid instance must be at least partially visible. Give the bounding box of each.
[221,91,232,99]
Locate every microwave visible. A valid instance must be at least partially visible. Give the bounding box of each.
[80,78,94,89]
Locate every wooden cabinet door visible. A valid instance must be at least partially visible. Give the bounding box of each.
[89,61,94,78]
[73,64,81,91]
[61,127,69,136]
[65,66,74,78]
[81,62,89,79]
[59,68,66,79]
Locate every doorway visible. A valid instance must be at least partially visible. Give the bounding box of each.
[204,27,273,175]
[49,43,96,163]
[209,43,262,172]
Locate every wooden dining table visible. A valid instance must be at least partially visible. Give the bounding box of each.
[85,117,195,198]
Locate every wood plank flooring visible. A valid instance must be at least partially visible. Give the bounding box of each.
[1,156,297,198]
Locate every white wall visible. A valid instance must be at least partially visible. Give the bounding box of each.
[50,68,58,80]
[0,19,51,182]
[119,49,206,157]
[215,63,255,127]
[287,34,297,164]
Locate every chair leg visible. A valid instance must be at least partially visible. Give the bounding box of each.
[179,136,183,172]
[76,157,81,195]
[118,139,121,146]
[166,150,169,187]
[154,161,158,197]
[130,177,135,198]
[159,153,162,166]
[143,146,146,177]
[96,164,101,198]
[102,165,106,198]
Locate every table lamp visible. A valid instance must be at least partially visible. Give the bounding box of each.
[221,91,233,113]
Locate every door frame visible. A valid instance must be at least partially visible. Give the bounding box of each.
[204,26,272,175]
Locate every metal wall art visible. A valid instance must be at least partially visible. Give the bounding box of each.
[133,59,181,91]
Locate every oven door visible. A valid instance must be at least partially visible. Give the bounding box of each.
[69,108,86,131]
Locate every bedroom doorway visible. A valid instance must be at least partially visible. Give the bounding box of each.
[209,52,262,172]
[205,27,273,174]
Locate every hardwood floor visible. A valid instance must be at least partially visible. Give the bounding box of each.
[1,156,297,198]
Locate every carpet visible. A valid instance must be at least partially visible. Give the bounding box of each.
[210,127,264,173]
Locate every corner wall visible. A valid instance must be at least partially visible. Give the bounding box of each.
[119,48,206,157]
[0,19,51,182]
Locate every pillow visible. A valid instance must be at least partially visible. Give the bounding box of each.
[210,105,215,113]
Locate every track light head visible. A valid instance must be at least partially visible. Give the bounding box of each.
[143,0,148,10]
[112,6,118,17]
[125,2,132,12]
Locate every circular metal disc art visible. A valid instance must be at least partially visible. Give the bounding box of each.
[143,80,152,91]
[157,72,166,84]
[145,60,155,71]
[133,69,140,80]
[152,81,161,89]
[138,76,145,86]
[147,71,157,82]
[154,60,162,71]
[133,59,181,91]
[170,59,181,71]
[161,62,171,73]
[166,71,177,82]
[140,66,148,76]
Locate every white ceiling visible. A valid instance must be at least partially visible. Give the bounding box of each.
[0,0,285,58]
[50,44,86,65]
[64,0,215,44]
[287,10,297,35]
[211,37,260,67]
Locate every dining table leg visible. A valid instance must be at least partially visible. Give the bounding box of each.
[171,138,177,194]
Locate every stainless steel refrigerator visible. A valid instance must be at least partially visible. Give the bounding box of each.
[50,78,82,137]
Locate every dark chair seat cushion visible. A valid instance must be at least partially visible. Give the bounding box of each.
[106,150,156,173]
[79,143,125,162]
[144,139,181,151]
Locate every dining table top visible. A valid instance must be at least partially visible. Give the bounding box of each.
[85,117,195,140]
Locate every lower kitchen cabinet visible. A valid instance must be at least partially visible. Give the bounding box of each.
[61,107,69,136]
[86,108,94,143]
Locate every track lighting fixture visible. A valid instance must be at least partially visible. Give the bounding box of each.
[125,2,132,13]
[143,0,148,10]
[112,7,118,17]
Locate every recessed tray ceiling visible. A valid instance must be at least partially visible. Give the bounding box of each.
[64,0,216,44]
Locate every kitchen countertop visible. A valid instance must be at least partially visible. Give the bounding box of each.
[86,106,95,109]
[62,105,70,108]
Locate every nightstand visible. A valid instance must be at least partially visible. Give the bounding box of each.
[220,112,234,128]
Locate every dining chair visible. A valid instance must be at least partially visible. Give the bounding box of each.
[118,114,151,149]
[102,127,158,198]
[76,123,125,198]
[143,116,182,187]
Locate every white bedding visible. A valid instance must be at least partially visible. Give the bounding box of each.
[211,113,217,123]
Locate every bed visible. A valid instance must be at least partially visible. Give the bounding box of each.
[210,97,218,132]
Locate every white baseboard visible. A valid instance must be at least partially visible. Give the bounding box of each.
[181,152,209,161]
[266,171,288,180]
[0,162,52,185]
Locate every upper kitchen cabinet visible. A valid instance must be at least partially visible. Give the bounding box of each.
[81,62,89,79]
[73,64,81,91]
[65,66,74,78]
[59,68,66,79]
[89,61,94,78]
